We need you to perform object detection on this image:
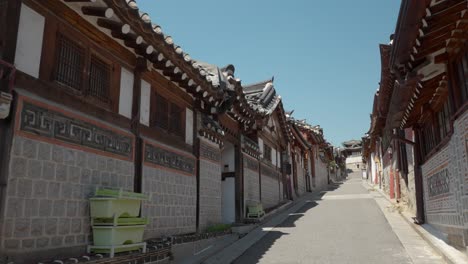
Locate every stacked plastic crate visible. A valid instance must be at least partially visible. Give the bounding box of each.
[88,189,148,257]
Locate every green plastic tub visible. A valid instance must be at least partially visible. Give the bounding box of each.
[93,217,148,226]
[90,188,148,218]
[92,225,146,246]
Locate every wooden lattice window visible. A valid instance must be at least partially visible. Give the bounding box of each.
[455,51,468,105]
[88,55,110,103]
[169,103,183,137]
[155,94,169,130]
[54,34,84,91]
[54,34,111,103]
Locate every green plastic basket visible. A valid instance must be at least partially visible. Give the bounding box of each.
[92,225,146,246]
[92,217,148,226]
[89,198,142,218]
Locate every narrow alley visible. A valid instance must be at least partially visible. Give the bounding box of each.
[233,173,444,264]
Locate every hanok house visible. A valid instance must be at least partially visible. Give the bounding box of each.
[365,0,468,249]
[0,0,232,261]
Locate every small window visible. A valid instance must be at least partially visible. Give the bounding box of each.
[88,55,110,103]
[54,34,111,103]
[152,93,185,138]
[54,34,84,91]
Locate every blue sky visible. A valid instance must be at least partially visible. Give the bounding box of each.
[137,0,401,146]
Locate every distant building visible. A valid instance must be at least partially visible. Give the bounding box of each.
[342,140,363,172]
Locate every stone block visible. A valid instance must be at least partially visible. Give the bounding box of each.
[22,139,38,159]
[87,154,98,170]
[21,238,35,249]
[17,178,33,198]
[38,143,52,161]
[76,234,86,244]
[110,173,118,187]
[36,237,50,248]
[39,199,52,217]
[51,236,63,247]
[4,239,20,249]
[45,218,58,235]
[72,184,82,199]
[24,198,39,217]
[52,200,66,217]
[71,218,82,233]
[81,168,91,184]
[97,157,107,170]
[66,201,77,217]
[48,182,61,199]
[65,235,75,245]
[68,166,81,183]
[58,218,70,235]
[31,218,45,236]
[76,151,86,167]
[7,178,17,196]
[27,160,43,179]
[11,157,27,178]
[6,198,24,217]
[33,180,48,198]
[101,172,110,185]
[91,170,101,184]
[52,145,64,163]
[42,161,56,180]
[56,163,68,182]
[12,137,23,156]
[63,149,76,166]
[61,184,73,199]
[14,218,30,237]
[107,159,115,172]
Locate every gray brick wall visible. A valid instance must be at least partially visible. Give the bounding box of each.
[142,165,196,239]
[199,159,222,231]
[260,174,280,209]
[421,110,467,247]
[244,166,260,207]
[313,159,329,192]
[1,136,134,252]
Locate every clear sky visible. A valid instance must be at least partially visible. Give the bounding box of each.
[137,0,401,147]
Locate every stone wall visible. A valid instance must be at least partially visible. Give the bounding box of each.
[260,164,281,209]
[198,141,222,231]
[1,136,134,254]
[313,158,329,192]
[296,165,306,196]
[142,140,196,239]
[243,154,260,207]
[421,110,468,247]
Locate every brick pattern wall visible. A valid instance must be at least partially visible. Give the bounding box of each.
[1,136,134,252]
[296,165,306,196]
[313,159,328,192]
[260,165,280,209]
[243,155,260,207]
[421,110,468,247]
[142,163,196,239]
[198,155,222,231]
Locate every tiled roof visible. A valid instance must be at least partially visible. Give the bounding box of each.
[243,78,281,116]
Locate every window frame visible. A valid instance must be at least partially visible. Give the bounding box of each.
[151,90,186,139]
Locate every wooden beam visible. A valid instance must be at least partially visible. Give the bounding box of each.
[81,6,114,18]
[97,18,130,34]
[64,0,96,2]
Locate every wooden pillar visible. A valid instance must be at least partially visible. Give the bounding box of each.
[413,127,425,224]
[235,141,243,222]
[0,0,22,215]
[132,57,146,193]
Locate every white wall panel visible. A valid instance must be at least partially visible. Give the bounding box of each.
[118,68,134,118]
[139,80,151,126]
[15,4,45,78]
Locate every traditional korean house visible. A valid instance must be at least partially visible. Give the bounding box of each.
[0,0,233,261]
[366,0,468,249]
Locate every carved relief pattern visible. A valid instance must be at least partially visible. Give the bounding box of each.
[145,143,196,174]
[244,155,259,171]
[428,168,450,198]
[200,143,221,162]
[20,102,133,158]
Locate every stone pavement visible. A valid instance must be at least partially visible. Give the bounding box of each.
[205,172,446,264]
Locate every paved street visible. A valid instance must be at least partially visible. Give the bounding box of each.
[233,173,440,264]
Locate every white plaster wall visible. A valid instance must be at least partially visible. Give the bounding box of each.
[221,143,235,172]
[15,4,45,78]
[221,178,236,224]
[185,108,194,145]
[118,68,134,119]
[139,80,151,126]
[258,138,264,159]
[272,148,277,167]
